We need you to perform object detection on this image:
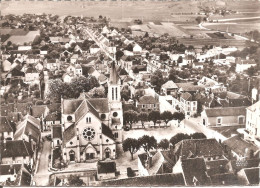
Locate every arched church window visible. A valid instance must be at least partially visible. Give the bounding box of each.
[115,87,118,100]
[112,88,114,100]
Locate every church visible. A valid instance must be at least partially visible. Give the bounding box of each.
[61,62,123,163]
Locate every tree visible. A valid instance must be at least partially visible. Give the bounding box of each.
[121,89,131,101]
[67,175,84,186]
[138,112,148,128]
[161,111,173,126]
[138,135,157,152]
[195,16,203,24]
[123,110,138,129]
[172,112,185,122]
[170,133,190,146]
[144,32,149,38]
[122,138,140,160]
[190,132,206,139]
[151,70,166,92]
[148,110,161,127]
[115,50,124,60]
[158,139,170,150]
[88,86,106,98]
[125,44,133,51]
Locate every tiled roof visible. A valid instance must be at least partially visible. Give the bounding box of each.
[52,125,62,139]
[243,167,260,185]
[47,103,61,113]
[204,106,246,117]
[45,113,61,121]
[0,140,33,158]
[0,116,13,133]
[25,67,38,74]
[88,98,109,113]
[223,135,259,157]
[205,159,229,176]
[139,95,158,104]
[102,123,114,140]
[181,92,193,101]
[63,123,76,144]
[62,99,83,114]
[182,157,211,186]
[0,164,22,175]
[31,105,47,118]
[97,160,116,174]
[14,120,41,143]
[175,138,224,159]
[176,82,204,92]
[101,173,185,186]
[247,100,260,112]
[162,80,178,89]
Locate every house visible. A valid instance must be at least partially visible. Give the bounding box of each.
[31,105,49,120]
[223,135,259,159]
[34,62,44,72]
[192,62,204,69]
[201,107,246,127]
[179,92,197,117]
[161,81,178,95]
[97,160,116,180]
[138,150,175,176]
[136,95,160,112]
[133,43,142,53]
[90,44,100,54]
[235,57,256,73]
[44,59,60,71]
[51,124,62,148]
[0,117,14,140]
[14,115,41,155]
[24,67,40,84]
[0,140,34,166]
[198,76,227,93]
[0,164,32,186]
[172,157,212,186]
[176,82,204,94]
[244,100,260,143]
[44,112,61,130]
[237,167,260,185]
[70,54,78,64]
[26,55,40,64]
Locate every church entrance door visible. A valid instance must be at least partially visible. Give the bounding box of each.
[69,150,75,161]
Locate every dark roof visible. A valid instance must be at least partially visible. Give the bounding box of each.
[139,95,158,104]
[25,67,38,74]
[74,100,100,123]
[204,106,246,117]
[174,138,224,159]
[97,160,116,174]
[62,99,83,114]
[31,105,47,118]
[14,120,41,143]
[109,61,120,85]
[88,98,109,113]
[47,103,61,113]
[223,135,259,157]
[210,172,238,185]
[52,125,62,139]
[101,173,185,186]
[63,123,76,144]
[45,112,61,121]
[243,167,260,185]
[102,123,114,140]
[0,164,22,175]
[0,116,13,133]
[182,158,211,186]
[20,170,32,186]
[0,140,33,158]
[181,92,193,101]
[206,159,230,176]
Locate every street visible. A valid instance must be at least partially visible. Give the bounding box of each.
[33,139,52,186]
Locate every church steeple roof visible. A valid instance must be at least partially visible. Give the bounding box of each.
[109,61,120,85]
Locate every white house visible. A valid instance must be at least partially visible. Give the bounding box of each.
[235,57,256,73]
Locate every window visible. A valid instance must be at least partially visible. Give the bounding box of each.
[115,87,118,100]
[113,112,118,117]
[114,132,118,138]
[112,88,114,100]
[67,116,72,121]
[203,119,206,126]
[86,117,91,123]
[101,114,106,120]
[83,127,95,141]
[217,117,222,125]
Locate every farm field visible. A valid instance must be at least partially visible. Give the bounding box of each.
[130,22,190,37]
[3,30,40,45]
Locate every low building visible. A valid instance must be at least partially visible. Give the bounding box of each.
[51,124,62,148]
[201,107,246,127]
[161,81,178,95]
[97,160,116,180]
[235,57,256,73]
[179,92,197,117]
[136,95,160,112]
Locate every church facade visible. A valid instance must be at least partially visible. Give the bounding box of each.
[61,62,123,163]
